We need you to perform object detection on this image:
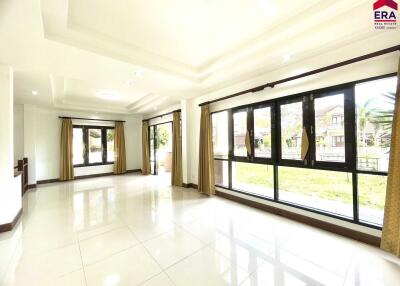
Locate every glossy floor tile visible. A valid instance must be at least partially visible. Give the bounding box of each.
[0,173,399,286]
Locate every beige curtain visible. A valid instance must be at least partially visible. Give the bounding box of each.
[301,127,309,160]
[198,104,215,196]
[60,118,74,181]
[381,58,400,257]
[245,131,251,156]
[142,121,151,175]
[113,121,126,174]
[171,111,183,186]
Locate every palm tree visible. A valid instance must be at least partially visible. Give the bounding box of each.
[370,92,396,148]
[358,98,374,147]
[371,92,395,131]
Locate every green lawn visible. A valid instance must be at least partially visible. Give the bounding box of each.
[234,163,386,210]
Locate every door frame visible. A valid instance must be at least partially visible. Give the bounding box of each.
[148,121,173,175]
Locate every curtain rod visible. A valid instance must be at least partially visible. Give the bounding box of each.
[142,109,181,122]
[199,45,400,107]
[59,116,125,123]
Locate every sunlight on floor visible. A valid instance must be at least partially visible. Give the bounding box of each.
[0,173,399,286]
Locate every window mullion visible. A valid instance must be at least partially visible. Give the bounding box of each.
[84,127,89,165]
[307,94,315,167]
[102,128,107,164]
[228,110,233,189]
[248,107,254,161]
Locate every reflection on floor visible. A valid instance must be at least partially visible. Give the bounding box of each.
[0,173,399,286]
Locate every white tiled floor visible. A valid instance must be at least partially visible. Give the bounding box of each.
[1,173,400,286]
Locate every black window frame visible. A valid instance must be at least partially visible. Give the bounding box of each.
[251,103,275,164]
[73,125,115,167]
[232,107,250,160]
[211,72,396,230]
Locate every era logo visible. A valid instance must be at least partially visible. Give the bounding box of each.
[375,10,396,20]
[373,0,398,28]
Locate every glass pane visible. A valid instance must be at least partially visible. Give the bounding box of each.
[73,128,84,165]
[358,174,387,226]
[214,160,229,187]
[280,102,303,160]
[212,111,229,159]
[279,167,353,218]
[254,107,271,158]
[107,129,115,162]
[149,126,155,174]
[232,162,274,198]
[314,94,345,162]
[355,76,396,172]
[156,123,172,174]
[233,111,248,157]
[89,129,102,164]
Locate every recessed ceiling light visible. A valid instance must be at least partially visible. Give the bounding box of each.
[283,52,294,62]
[132,70,143,77]
[32,90,38,96]
[96,91,121,101]
[258,0,276,16]
[125,79,135,87]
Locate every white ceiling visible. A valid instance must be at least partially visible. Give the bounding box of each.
[1,0,399,115]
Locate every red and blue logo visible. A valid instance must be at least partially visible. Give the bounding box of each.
[374,0,398,29]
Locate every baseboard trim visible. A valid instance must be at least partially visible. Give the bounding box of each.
[37,178,59,184]
[182,183,198,189]
[36,169,142,186]
[0,208,23,233]
[126,169,141,173]
[215,190,381,247]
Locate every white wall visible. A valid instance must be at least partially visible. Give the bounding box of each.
[13,104,24,165]
[23,105,37,184]
[0,65,21,225]
[15,107,142,183]
[184,40,399,236]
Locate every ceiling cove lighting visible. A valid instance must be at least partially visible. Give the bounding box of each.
[96,91,121,101]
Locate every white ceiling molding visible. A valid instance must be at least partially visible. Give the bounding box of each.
[5,0,399,115]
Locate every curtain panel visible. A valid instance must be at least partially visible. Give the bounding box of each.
[198,104,215,196]
[381,58,400,257]
[142,121,151,175]
[113,122,126,174]
[171,111,183,186]
[60,118,74,181]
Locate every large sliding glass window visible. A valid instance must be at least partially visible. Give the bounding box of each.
[88,128,103,164]
[214,160,229,188]
[232,162,274,198]
[233,110,248,157]
[212,111,230,188]
[353,76,396,226]
[73,126,115,167]
[212,111,229,159]
[279,167,353,218]
[314,93,346,163]
[73,128,85,165]
[212,74,396,229]
[357,174,387,226]
[280,101,303,161]
[253,106,272,158]
[355,77,396,172]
